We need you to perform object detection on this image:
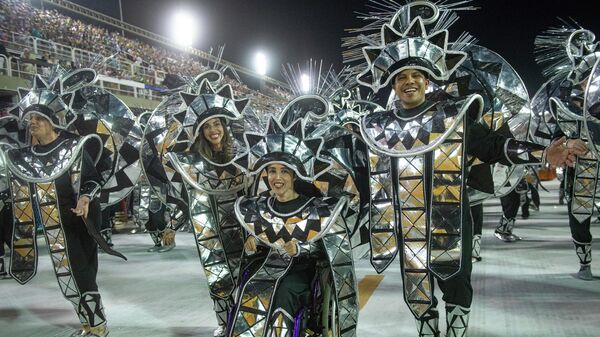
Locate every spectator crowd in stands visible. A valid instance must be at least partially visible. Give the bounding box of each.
[0,0,290,106]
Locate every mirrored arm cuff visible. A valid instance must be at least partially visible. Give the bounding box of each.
[80,181,101,201]
[503,138,546,165]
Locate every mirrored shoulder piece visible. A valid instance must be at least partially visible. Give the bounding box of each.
[361,95,482,157]
[231,196,357,337]
[449,44,533,204]
[236,196,346,250]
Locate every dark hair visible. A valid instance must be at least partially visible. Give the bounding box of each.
[393,68,430,84]
[265,164,323,197]
[191,117,233,163]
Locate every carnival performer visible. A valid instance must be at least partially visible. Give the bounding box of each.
[1,73,136,337]
[229,116,358,337]
[142,72,250,336]
[324,74,385,256]
[346,2,585,336]
[534,22,599,280]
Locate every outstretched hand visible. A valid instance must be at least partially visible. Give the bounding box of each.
[546,137,588,167]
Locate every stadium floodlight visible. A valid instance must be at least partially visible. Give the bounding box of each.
[301,74,310,93]
[171,10,197,47]
[255,52,268,76]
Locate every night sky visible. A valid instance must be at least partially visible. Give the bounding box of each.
[42,0,600,94]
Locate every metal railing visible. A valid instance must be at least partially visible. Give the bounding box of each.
[39,0,288,89]
[1,30,165,82]
[2,54,159,102]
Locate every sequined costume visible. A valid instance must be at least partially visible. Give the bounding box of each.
[345,2,549,336]
[229,116,358,337]
[1,68,138,336]
[534,22,600,280]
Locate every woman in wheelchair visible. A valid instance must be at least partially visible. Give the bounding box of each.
[230,151,359,337]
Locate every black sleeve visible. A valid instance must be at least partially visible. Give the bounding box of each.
[80,150,102,200]
[467,119,546,166]
[466,121,511,165]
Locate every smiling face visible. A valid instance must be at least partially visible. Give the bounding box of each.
[267,164,297,202]
[201,117,225,150]
[393,69,430,109]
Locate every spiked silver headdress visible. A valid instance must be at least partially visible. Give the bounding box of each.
[235,117,332,181]
[535,20,600,84]
[278,60,335,127]
[175,79,250,151]
[16,68,97,129]
[343,1,477,92]
[356,16,468,92]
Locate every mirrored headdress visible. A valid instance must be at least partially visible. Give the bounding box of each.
[16,69,96,129]
[535,20,600,85]
[235,117,332,182]
[343,0,477,93]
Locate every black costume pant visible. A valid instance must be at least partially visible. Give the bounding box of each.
[564,167,592,244]
[470,203,483,236]
[145,204,167,232]
[272,258,316,316]
[500,190,520,219]
[0,204,13,256]
[423,216,473,314]
[567,202,592,244]
[62,212,99,294]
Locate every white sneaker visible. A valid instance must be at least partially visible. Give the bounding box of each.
[213,325,226,337]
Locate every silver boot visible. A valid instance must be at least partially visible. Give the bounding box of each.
[494,216,520,242]
[157,229,176,253]
[146,231,162,252]
[574,240,593,280]
[446,305,470,337]
[416,308,440,337]
[78,292,108,337]
[471,235,482,263]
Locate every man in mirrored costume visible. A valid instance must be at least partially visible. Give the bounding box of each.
[344,2,585,336]
[534,22,600,280]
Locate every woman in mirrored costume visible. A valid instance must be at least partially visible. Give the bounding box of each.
[534,22,600,280]
[343,2,584,336]
[142,72,251,337]
[0,68,135,337]
[228,116,358,337]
